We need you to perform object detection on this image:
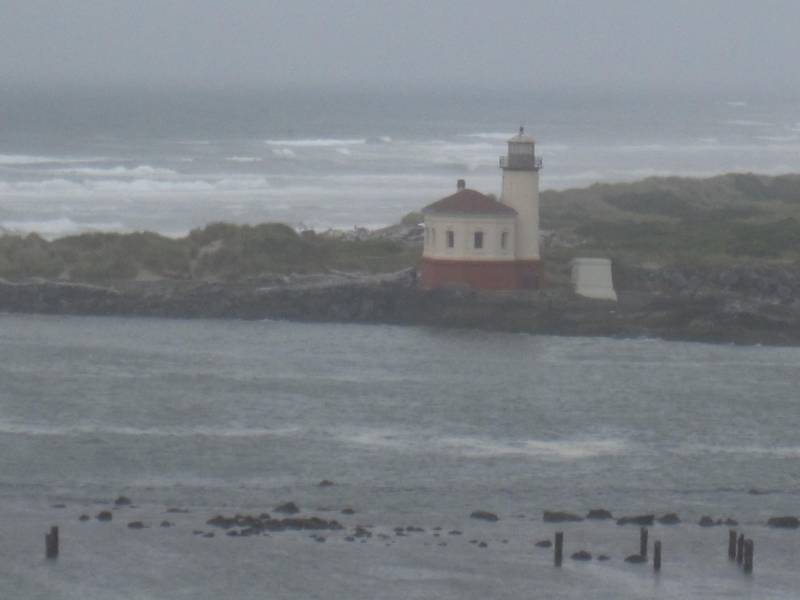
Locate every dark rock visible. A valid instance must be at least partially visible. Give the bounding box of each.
[192,530,204,535]
[698,516,719,527]
[406,526,425,533]
[203,532,214,538]
[478,541,488,548]
[448,530,462,536]
[345,536,355,542]
[226,530,239,537]
[597,554,610,561]
[586,508,613,520]
[78,514,90,521]
[166,507,189,513]
[624,554,647,564]
[470,510,499,522]
[767,516,800,529]
[127,521,145,529]
[535,539,552,548]
[341,507,355,515]
[51,503,66,509]
[657,513,681,525]
[571,550,592,561]
[353,526,372,538]
[160,520,173,528]
[274,501,300,515]
[724,518,738,526]
[544,510,584,523]
[114,496,132,506]
[96,511,113,522]
[616,514,654,526]
[317,480,335,487]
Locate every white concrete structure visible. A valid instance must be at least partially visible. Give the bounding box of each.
[571,258,617,301]
[423,206,516,262]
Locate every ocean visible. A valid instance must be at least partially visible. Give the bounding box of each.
[0,314,798,599]
[0,85,799,237]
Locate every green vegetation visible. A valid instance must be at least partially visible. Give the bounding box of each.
[541,172,800,265]
[0,222,421,283]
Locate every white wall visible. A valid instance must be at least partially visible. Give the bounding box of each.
[571,258,617,301]
[501,169,540,260]
[423,214,516,261]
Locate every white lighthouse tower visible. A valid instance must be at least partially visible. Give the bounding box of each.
[500,127,542,267]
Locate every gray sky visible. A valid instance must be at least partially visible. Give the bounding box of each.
[2,0,799,91]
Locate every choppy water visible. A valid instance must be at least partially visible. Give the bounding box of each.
[0,314,798,598]
[1,86,799,236]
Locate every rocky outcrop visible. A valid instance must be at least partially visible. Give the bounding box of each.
[617,514,654,526]
[767,516,800,529]
[469,510,499,522]
[1,262,800,346]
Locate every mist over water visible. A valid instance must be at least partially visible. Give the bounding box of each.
[1,86,799,237]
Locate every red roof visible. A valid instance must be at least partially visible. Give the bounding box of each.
[423,189,517,216]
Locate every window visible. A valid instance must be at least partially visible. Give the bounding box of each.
[430,228,436,247]
[501,231,509,250]
[473,231,483,249]
[446,230,455,248]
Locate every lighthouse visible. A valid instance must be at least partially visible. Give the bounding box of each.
[499,126,542,288]
[419,128,543,290]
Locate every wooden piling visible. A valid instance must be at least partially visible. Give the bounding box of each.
[736,533,745,565]
[728,529,737,560]
[743,539,754,574]
[554,531,563,567]
[653,540,662,571]
[640,527,648,559]
[45,526,59,559]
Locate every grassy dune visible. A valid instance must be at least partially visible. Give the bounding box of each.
[1,172,799,283]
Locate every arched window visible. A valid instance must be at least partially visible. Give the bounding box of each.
[473,231,484,249]
[446,230,455,248]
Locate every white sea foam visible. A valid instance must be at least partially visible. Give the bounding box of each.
[52,165,177,177]
[271,148,297,159]
[338,427,627,460]
[226,156,262,162]
[0,421,302,438]
[676,443,800,458]
[0,217,126,237]
[265,138,366,147]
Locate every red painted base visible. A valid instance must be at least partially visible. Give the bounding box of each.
[420,258,542,290]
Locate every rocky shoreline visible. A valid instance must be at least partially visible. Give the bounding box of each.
[1,262,800,346]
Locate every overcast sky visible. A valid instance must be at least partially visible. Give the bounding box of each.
[2,0,800,92]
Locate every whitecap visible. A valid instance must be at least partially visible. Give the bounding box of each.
[52,165,177,177]
[265,138,366,147]
[271,148,297,159]
[226,156,262,163]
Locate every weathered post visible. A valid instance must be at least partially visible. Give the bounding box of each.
[728,529,737,560]
[743,539,754,574]
[554,531,563,567]
[653,540,662,571]
[45,525,59,559]
[736,533,745,565]
[640,527,648,559]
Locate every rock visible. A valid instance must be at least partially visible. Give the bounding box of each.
[127,521,145,529]
[160,520,173,528]
[724,518,738,526]
[534,539,552,548]
[571,550,592,561]
[478,541,488,548]
[96,511,113,522]
[657,513,681,525]
[274,501,300,515]
[203,532,214,538]
[470,510,499,522]
[624,554,647,564]
[114,496,132,507]
[543,511,584,523]
[698,516,719,527]
[341,507,355,515]
[767,516,800,529]
[597,554,610,561]
[586,508,613,520]
[51,503,66,509]
[166,507,189,513]
[448,530,462,536]
[78,514,90,522]
[317,480,335,487]
[406,526,424,533]
[616,514,654,526]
